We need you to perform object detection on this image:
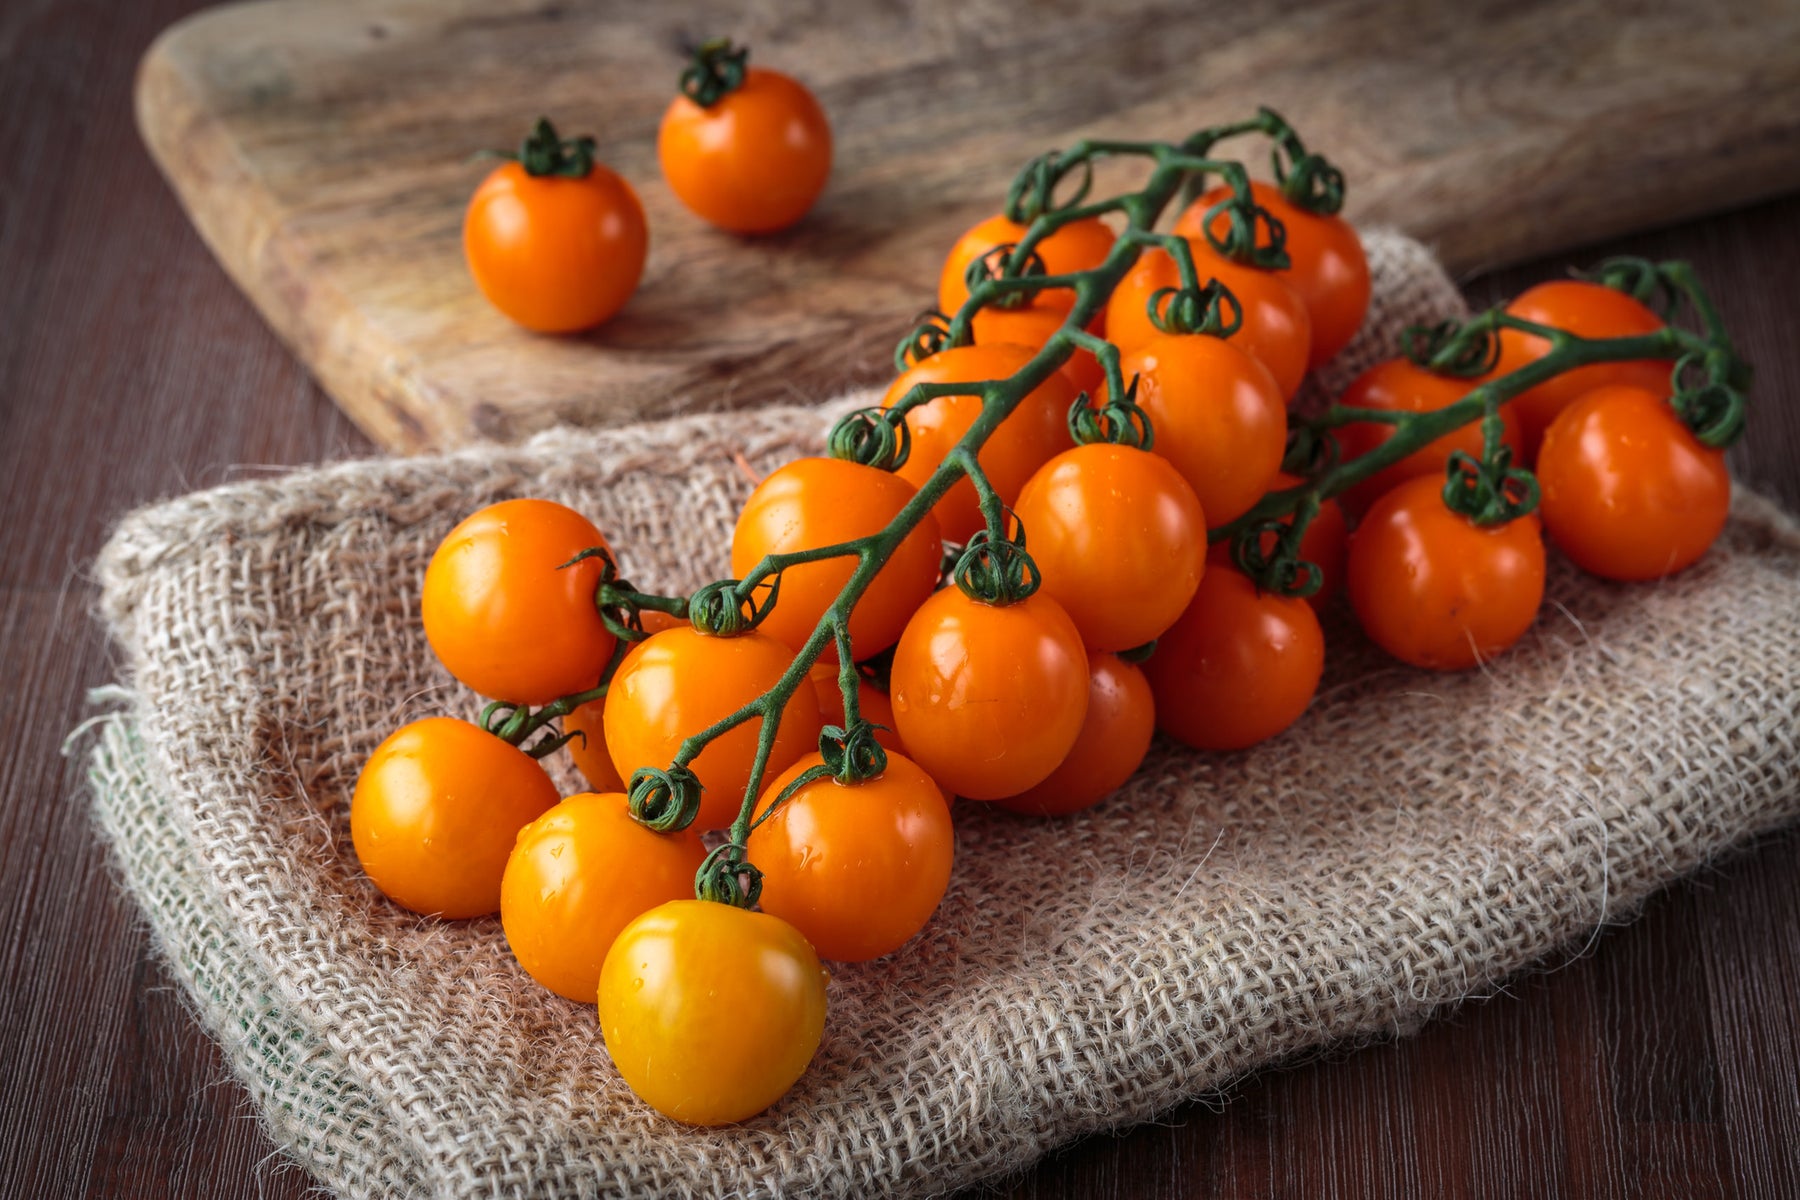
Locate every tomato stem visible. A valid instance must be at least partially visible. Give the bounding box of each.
[679,37,748,109]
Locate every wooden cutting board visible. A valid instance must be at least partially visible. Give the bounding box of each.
[137,0,1800,453]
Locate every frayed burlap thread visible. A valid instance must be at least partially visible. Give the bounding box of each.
[86,230,1800,1199]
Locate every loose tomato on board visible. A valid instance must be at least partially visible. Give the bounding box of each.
[731,457,942,660]
[938,212,1116,320]
[598,900,829,1125]
[1013,442,1207,651]
[747,751,954,962]
[1347,475,1546,670]
[808,663,905,755]
[422,499,618,706]
[603,626,823,832]
[997,653,1155,817]
[350,717,561,919]
[464,120,647,333]
[501,791,708,1002]
[890,588,1089,800]
[1333,357,1521,514]
[1536,385,1731,581]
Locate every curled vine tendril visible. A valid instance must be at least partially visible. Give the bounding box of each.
[964,243,1048,310]
[679,37,748,108]
[953,527,1041,606]
[1068,386,1154,450]
[1401,317,1502,378]
[894,309,958,371]
[690,579,771,636]
[1260,106,1346,216]
[1149,278,1244,339]
[1282,423,1340,478]
[1004,150,1094,224]
[828,407,911,471]
[1199,196,1290,270]
[1442,448,1540,526]
[1229,518,1323,599]
[628,764,704,832]
[696,844,763,908]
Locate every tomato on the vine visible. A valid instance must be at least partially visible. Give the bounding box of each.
[808,663,904,755]
[350,717,560,919]
[747,751,953,962]
[881,343,1077,544]
[731,457,942,660]
[970,303,1106,396]
[890,587,1089,800]
[1347,474,1546,670]
[422,499,618,705]
[1536,385,1730,581]
[1144,563,1324,752]
[658,64,832,234]
[501,791,707,1002]
[998,653,1155,816]
[598,900,828,1125]
[1261,472,1349,611]
[564,699,625,793]
[1014,442,1207,651]
[938,212,1116,320]
[603,626,823,832]
[1333,357,1521,514]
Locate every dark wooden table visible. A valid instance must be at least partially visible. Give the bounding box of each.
[3,1,1798,1197]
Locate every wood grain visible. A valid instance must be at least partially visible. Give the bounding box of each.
[134,0,1800,452]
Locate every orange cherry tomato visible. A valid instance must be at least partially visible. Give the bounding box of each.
[422,499,618,705]
[1334,357,1521,514]
[659,67,832,235]
[731,457,942,660]
[1537,385,1731,581]
[1014,442,1207,651]
[1348,474,1546,670]
[599,900,828,1125]
[997,654,1155,816]
[1104,244,1311,400]
[1175,181,1370,369]
[890,588,1089,800]
[1494,280,1673,462]
[970,303,1106,396]
[1262,472,1349,611]
[1108,334,1287,527]
[808,663,904,755]
[564,699,624,793]
[501,791,707,1002]
[938,212,1116,319]
[747,751,953,962]
[350,717,560,918]
[1144,564,1324,752]
[464,153,647,333]
[881,343,1077,544]
[603,626,823,832]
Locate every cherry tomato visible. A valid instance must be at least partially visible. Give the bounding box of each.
[970,303,1105,396]
[1334,357,1521,514]
[1145,564,1324,751]
[890,588,1089,800]
[808,663,905,755]
[1014,442,1207,650]
[997,654,1155,816]
[747,751,953,962]
[1104,244,1311,400]
[1175,181,1370,368]
[731,457,942,660]
[1262,472,1349,611]
[599,900,828,1125]
[604,626,823,832]
[464,155,646,333]
[1108,334,1287,527]
[881,343,1077,544]
[1348,474,1546,670]
[938,212,1116,319]
[563,699,624,793]
[1494,280,1673,462]
[659,67,831,235]
[422,499,618,705]
[1537,385,1731,581]
[350,717,560,918]
[501,791,707,1002]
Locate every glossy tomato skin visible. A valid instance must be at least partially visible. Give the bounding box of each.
[1537,385,1731,581]
[464,160,647,333]
[501,791,707,1002]
[1348,475,1546,670]
[1145,564,1325,752]
[658,67,832,234]
[938,213,1116,319]
[1175,181,1370,369]
[997,654,1155,816]
[890,588,1090,800]
[599,900,828,1125]
[1111,335,1287,527]
[603,626,824,832]
[1334,358,1521,514]
[971,303,1105,396]
[1014,443,1207,650]
[731,457,941,660]
[1495,280,1672,463]
[808,663,905,755]
[564,698,624,793]
[881,343,1076,544]
[747,751,953,962]
[350,717,560,918]
[1264,472,1349,611]
[422,499,618,705]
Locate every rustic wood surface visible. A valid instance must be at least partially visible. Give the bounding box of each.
[136,0,1800,453]
[4,0,1800,1198]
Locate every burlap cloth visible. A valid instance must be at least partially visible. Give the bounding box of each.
[84,232,1800,1199]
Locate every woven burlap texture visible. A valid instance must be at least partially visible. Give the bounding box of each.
[87,230,1800,1200]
